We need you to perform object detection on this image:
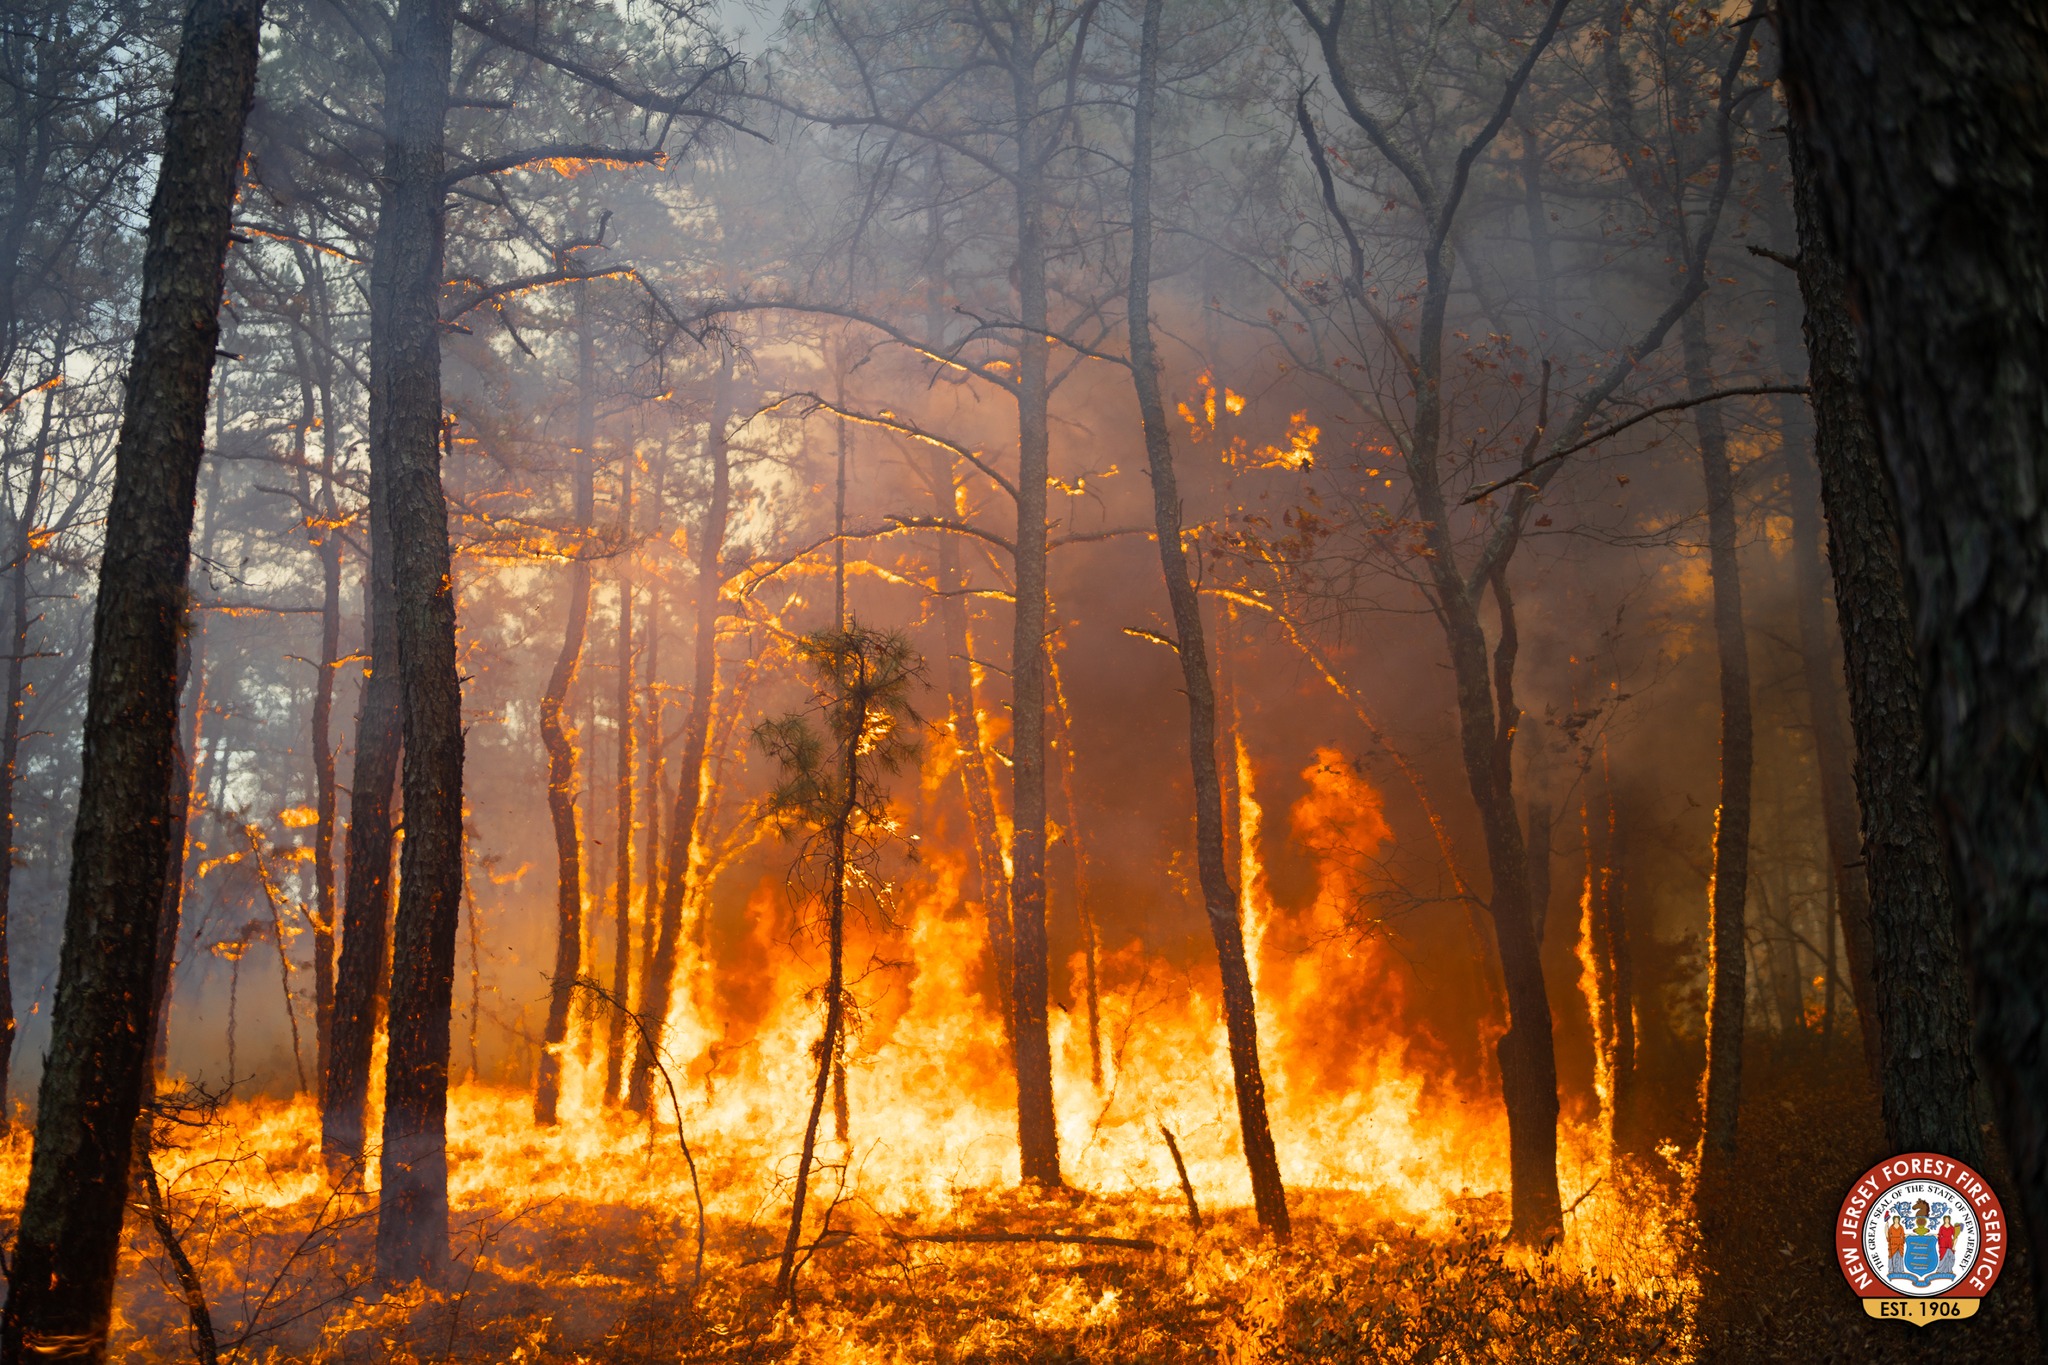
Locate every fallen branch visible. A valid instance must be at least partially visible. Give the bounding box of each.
[889,1230,1161,1252]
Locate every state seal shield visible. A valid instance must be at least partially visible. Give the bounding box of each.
[1839,1153,2006,1324]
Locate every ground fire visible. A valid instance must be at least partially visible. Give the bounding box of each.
[0,0,2043,1361]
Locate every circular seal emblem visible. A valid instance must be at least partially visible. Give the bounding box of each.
[1838,1152,2007,1324]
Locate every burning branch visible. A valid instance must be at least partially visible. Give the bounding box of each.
[443,143,668,188]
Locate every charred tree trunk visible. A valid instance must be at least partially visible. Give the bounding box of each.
[628,353,731,1114]
[0,359,52,1120]
[0,0,262,1352]
[1006,47,1060,1193]
[1457,573,1562,1241]
[1127,0,1288,1237]
[373,0,462,1285]
[1777,114,1982,1164]
[535,287,597,1126]
[1689,308,1754,1188]
[605,457,635,1104]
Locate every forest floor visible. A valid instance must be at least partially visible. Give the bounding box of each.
[4,1043,2030,1363]
[93,1163,1694,1364]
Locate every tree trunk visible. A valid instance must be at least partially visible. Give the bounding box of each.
[774,691,858,1309]
[299,261,346,1103]
[1126,0,1287,1238]
[1006,46,1060,1192]
[1779,113,1983,1164]
[373,0,462,1285]
[535,286,596,1126]
[1448,586,1561,1240]
[937,529,1011,1040]
[1049,662,1101,1089]
[0,0,262,1352]
[638,582,664,1035]
[324,151,406,1173]
[286,321,343,1100]
[1689,307,1754,1189]
[605,456,635,1104]
[1608,794,1637,1150]
[0,352,53,1121]
[1581,788,1619,1144]
[628,353,731,1113]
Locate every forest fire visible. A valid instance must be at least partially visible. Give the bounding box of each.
[3,0,2046,1361]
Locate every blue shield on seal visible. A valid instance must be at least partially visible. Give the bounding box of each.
[1896,1233,1950,1287]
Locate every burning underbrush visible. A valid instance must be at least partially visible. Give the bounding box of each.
[0,747,1709,1362]
[0,1081,1694,1364]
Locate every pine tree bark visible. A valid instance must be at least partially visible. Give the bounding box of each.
[1778,114,1982,1165]
[535,286,596,1126]
[0,0,263,1352]
[1690,308,1754,1187]
[628,353,731,1113]
[1127,0,1288,1238]
[1005,35,1060,1192]
[372,0,463,1285]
